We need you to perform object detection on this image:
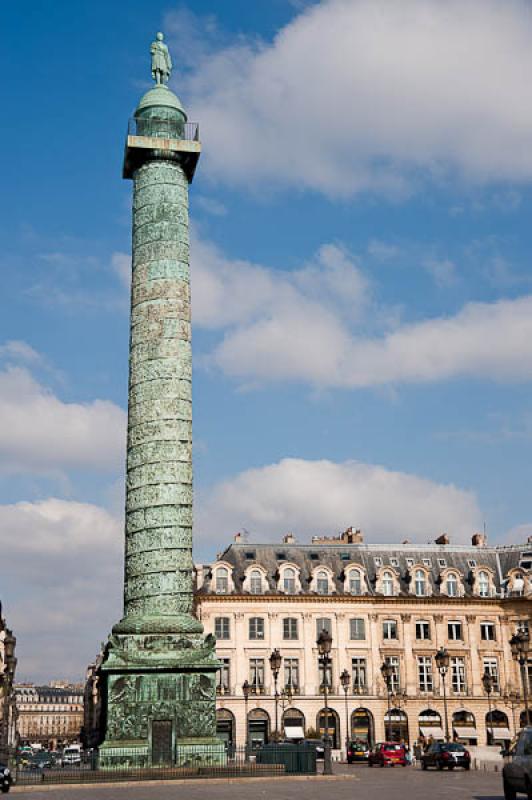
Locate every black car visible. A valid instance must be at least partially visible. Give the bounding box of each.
[347,740,370,763]
[0,763,12,794]
[421,742,471,770]
[502,725,532,799]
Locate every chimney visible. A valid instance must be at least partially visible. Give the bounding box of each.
[283,532,295,544]
[343,527,364,543]
[435,533,450,545]
[234,532,243,543]
[472,532,487,547]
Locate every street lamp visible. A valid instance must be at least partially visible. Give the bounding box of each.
[380,661,394,741]
[340,669,350,757]
[435,647,451,742]
[242,680,251,757]
[317,628,333,775]
[510,629,531,726]
[269,648,282,740]
[482,670,495,745]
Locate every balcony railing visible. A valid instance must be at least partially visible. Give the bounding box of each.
[127,117,200,141]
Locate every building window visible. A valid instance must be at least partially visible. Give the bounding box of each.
[316,618,332,639]
[416,620,431,640]
[349,618,366,640]
[283,567,296,594]
[478,571,490,597]
[451,657,467,694]
[214,617,230,640]
[415,569,427,596]
[374,557,383,567]
[318,657,332,689]
[349,570,363,595]
[250,569,263,594]
[384,656,400,692]
[480,621,496,641]
[383,619,398,640]
[382,571,394,596]
[390,557,399,567]
[418,656,434,692]
[215,567,229,594]
[316,571,329,595]
[283,617,298,640]
[217,658,230,693]
[483,657,500,691]
[448,620,463,640]
[284,658,299,691]
[446,573,458,597]
[250,658,265,692]
[351,658,367,693]
[249,617,265,640]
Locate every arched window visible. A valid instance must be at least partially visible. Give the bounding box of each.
[250,569,262,595]
[216,567,229,594]
[283,567,296,594]
[316,571,329,595]
[446,573,458,597]
[415,570,426,596]
[349,570,362,595]
[478,571,490,597]
[382,571,394,596]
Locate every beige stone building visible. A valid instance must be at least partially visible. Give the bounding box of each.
[16,683,84,749]
[195,529,532,755]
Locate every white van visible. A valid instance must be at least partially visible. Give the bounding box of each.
[62,745,81,767]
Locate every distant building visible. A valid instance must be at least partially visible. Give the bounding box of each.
[15,683,84,749]
[0,608,17,758]
[195,529,532,753]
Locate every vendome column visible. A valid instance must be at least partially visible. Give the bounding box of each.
[99,34,222,768]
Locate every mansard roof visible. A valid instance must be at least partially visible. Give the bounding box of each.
[198,540,530,598]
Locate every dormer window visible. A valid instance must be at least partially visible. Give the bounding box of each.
[415,569,427,597]
[374,557,383,567]
[317,570,329,595]
[382,571,394,596]
[250,569,263,595]
[215,567,229,594]
[283,567,296,594]
[446,573,458,597]
[477,570,490,597]
[390,557,399,567]
[349,569,362,595]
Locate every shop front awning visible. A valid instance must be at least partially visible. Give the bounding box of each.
[420,726,445,739]
[454,727,478,739]
[488,727,512,740]
[284,726,305,739]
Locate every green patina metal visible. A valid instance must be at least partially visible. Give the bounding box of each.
[98,34,223,768]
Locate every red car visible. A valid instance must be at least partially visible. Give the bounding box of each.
[368,742,407,767]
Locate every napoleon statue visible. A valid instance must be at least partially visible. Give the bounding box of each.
[151,32,172,85]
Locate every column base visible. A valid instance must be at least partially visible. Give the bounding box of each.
[98,737,226,769]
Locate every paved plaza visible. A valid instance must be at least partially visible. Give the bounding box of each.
[12,765,504,800]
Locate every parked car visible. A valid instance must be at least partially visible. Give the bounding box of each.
[421,742,471,771]
[368,742,407,767]
[303,739,325,760]
[347,740,370,763]
[502,725,532,799]
[61,745,82,767]
[28,752,53,771]
[0,763,12,794]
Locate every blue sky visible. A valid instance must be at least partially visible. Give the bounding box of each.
[2,0,532,680]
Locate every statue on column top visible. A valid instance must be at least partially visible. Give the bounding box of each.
[151,32,172,85]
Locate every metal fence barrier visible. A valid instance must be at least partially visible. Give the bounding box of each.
[13,744,317,786]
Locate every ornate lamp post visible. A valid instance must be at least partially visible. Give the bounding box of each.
[317,629,333,775]
[435,647,451,742]
[340,668,350,757]
[1,630,17,757]
[269,649,282,741]
[279,686,293,737]
[482,670,495,745]
[380,661,394,741]
[510,629,530,725]
[242,680,251,757]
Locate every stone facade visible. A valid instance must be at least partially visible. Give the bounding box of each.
[0,612,16,759]
[15,684,83,749]
[196,530,532,753]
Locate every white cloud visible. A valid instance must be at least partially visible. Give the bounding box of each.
[196,457,482,548]
[0,499,122,681]
[423,258,458,288]
[0,364,126,474]
[111,251,131,290]
[173,0,532,196]
[0,340,42,365]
